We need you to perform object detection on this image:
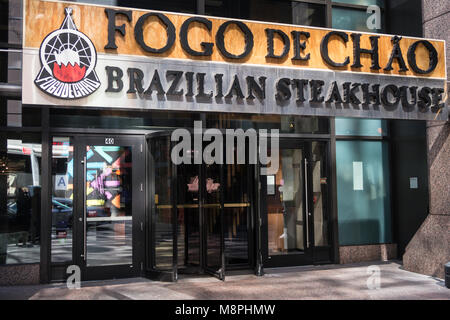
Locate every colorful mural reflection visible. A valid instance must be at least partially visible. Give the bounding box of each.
[85,146,132,218]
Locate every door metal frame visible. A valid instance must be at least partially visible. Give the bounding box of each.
[256,136,338,268]
[255,162,264,276]
[260,139,314,268]
[259,138,335,268]
[146,132,178,281]
[65,134,145,281]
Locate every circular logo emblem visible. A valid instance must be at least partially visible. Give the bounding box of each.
[34,8,100,99]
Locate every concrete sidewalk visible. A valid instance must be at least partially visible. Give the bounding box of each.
[0,262,449,300]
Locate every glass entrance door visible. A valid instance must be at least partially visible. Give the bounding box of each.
[148,133,255,281]
[261,140,312,266]
[74,135,145,280]
[174,152,226,280]
[261,140,332,268]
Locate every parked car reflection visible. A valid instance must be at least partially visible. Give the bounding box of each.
[7,195,113,239]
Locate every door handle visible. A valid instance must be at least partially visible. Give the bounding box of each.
[81,157,87,260]
[304,158,310,249]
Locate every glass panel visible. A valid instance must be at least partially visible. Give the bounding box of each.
[204,164,222,270]
[85,145,133,266]
[7,100,21,127]
[50,109,201,130]
[335,118,388,136]
[205,0,225,17]
[280,116,329,134]
[336,141,392,245]
[0,1,6,57]
[386,0,422,37]
[205,0,243,18]
[177,160,200,270]
[333,0,384,7]
[152,136,173,270]
[292,2,326,28]
[0,51,5,91]
[223,161,250,266]
[206,114,329,134]
[22,107,41,128]
[0,134,41,264]
[332,7,384,33]
[267,148,304,255]
[51,137,73,263]
[311,142,329,247]
[248,0,293,24]
[50,110,329,134]
[1,0,22,87]
[248,0,326,26]
[76,0,197,14]
[74,0,119,5]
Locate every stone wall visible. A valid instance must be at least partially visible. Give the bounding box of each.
[403,0,450,280]
[340,244,398,265]
[0,264,40,286]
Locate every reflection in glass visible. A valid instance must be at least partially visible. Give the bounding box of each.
[85,145,133,266]
[267,149,304,255]
[292,2,326,27]
[332,7,384,33]
[280,116,327,134]
[336,141,391,245]
[223,162,251,266]
[222,137,252,267]
[336,118,388,137]
[177,160,200,271]
[205,0,225,17]
[333,0,384,7]
[76,0,197,14]
[204,164,222,270]
[0,136,41,264]
[51,137,73,263]
[206,114,329,134]
[248,0,326,26]
[50,109,201,130]
[152,136,173,270]
[311,142,329,247]
[249,0,294,24]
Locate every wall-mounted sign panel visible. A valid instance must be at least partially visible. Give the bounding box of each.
[22,0,448,120]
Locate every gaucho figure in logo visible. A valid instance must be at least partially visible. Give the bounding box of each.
[35,8,100,99]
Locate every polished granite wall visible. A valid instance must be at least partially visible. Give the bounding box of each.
[403,0,450,280]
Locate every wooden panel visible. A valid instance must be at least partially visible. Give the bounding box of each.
[24,0,446,79]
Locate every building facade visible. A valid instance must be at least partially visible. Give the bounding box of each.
[0,0,448,285]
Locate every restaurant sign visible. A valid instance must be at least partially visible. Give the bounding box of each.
[22,0,448,120]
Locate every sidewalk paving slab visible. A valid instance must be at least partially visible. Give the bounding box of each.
[0,262,449,300]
